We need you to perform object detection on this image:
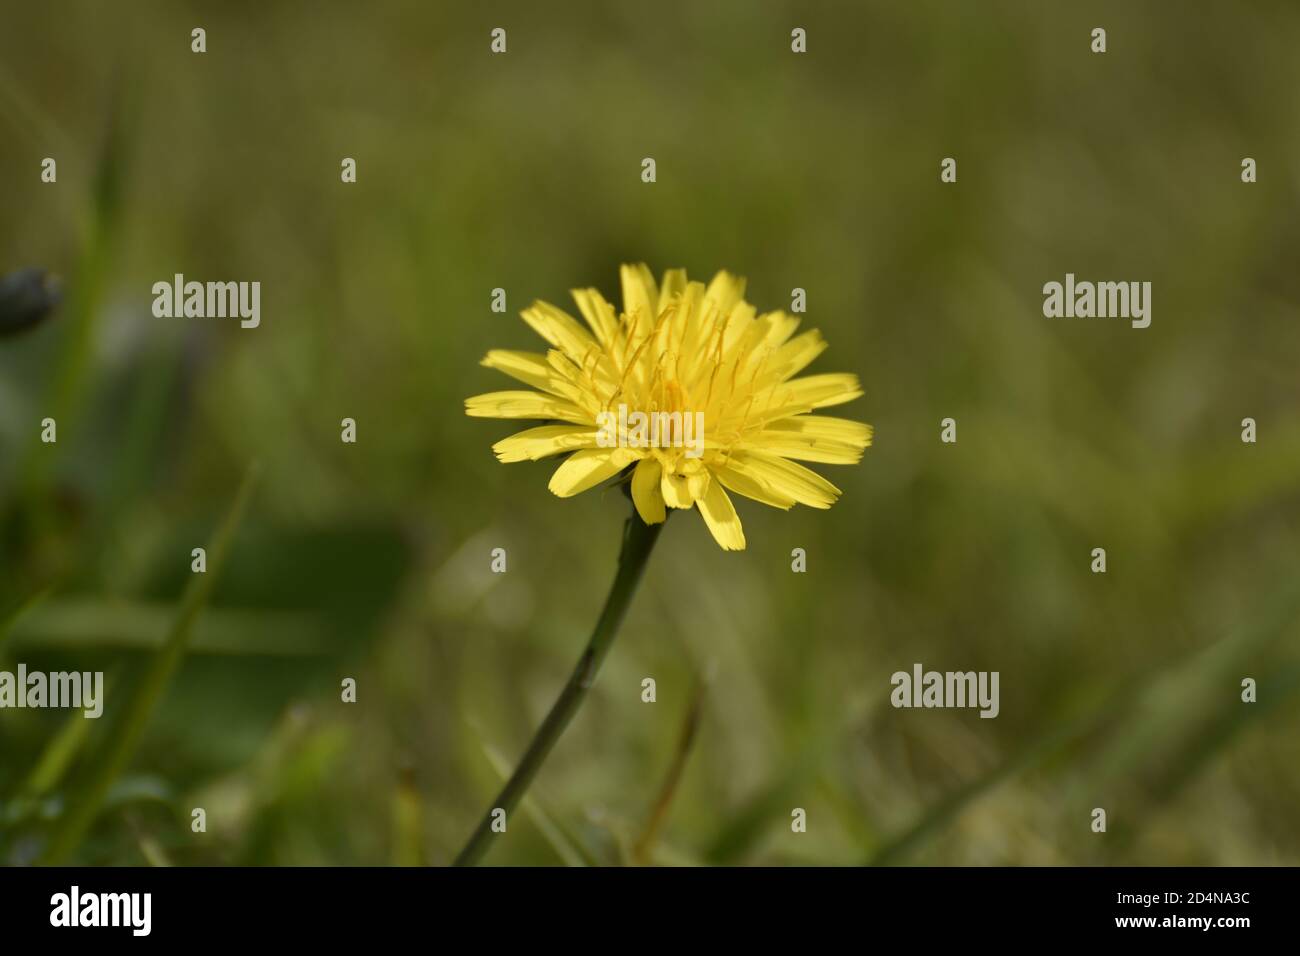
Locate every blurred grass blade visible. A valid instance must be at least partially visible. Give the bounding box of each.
[1070,581,1300,806]
[9,601,326,656]
[128,814,174,868]
[868,583,1300,866]
[40,463,260,864]
[22,72,135,497]
[0,587,49,653]
[704,693,875,865]
[867,720,1086,867]
[479,739,593,867]
[391,768,423,867]
[633,678,706,864]
[20,673,119,799]
[1150,660,1300,804]
[0,60,72,154]
[703,752,820,865]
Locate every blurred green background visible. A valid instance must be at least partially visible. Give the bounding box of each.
[2,0,1299,865]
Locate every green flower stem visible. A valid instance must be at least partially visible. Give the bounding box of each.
[453,506,663,866]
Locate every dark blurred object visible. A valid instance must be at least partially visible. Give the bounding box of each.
[0,268,62,338]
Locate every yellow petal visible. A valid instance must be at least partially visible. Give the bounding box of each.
[493,425,599,463]
[717,299,757,357]
[757,373,863,422]
[570,288,620,347]
[481,350,581,401]
[787,373,863,409]
[520,301,599,362]
[656,268,688,314]
[723,451,841,509]
[768,329,827,381]
[465,390,590,424]
[631,457,666,524]
[752,414,870,464]
[697,476,746,551]
[703,270,746,317]
[686,464,710,501]
[661,469,694,509]
[619,263,660,325]
[547,448,637,498]
[758,311,802,349]
[767,415,873,446]
[670,281,710,366]
[750,438,864,465]
[748,415,875,471]
[714,461,797,510]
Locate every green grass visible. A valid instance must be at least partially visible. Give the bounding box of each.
[1,0,1298,866]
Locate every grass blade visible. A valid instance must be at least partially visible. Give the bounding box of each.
[40,463,260,863]
[0,588,48,653]
[20,673,118,800]
[478,738,594,867]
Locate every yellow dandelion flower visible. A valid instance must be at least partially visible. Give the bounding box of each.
[465,264,872,550]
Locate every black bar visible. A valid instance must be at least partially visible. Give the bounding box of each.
[0,866,1279,942]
